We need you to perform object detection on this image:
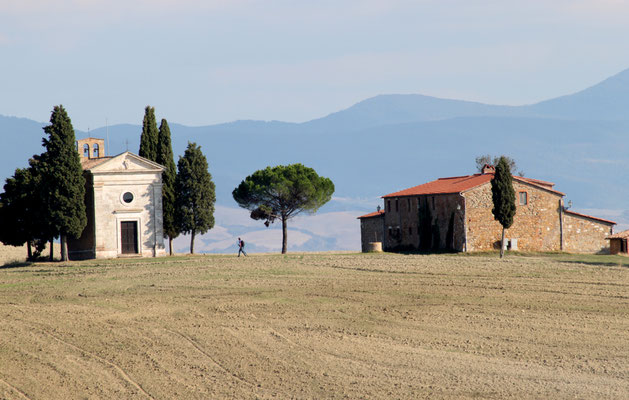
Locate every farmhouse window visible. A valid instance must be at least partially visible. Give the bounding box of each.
[407,198,411,210]
[395,199,399,212]
[519,191,528,205]
[409,227,412,235]
[387,200,391,212]
[431,196,435,210]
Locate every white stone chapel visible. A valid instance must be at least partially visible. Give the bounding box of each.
[68,138,167,259]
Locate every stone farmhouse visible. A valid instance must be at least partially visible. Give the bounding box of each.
[68,138,167,260]
[358,165,615,254]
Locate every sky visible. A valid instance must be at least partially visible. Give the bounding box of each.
[2,0,629,130]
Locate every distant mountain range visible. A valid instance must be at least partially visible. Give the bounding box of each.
[2,68,629,253]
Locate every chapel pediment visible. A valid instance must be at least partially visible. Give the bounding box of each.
[85,152,165,173]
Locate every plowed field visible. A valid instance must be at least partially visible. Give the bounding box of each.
[1,253,628,399]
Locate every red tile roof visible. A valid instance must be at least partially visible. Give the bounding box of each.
[608,229,629,239]
[564,210,616,225]
[382,173,564,198]
[383,174,491,197]
[357,210,385,219]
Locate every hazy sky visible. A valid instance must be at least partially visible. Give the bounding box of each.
[2,0,629,130]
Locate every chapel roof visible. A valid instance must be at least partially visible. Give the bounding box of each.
[81,156,113,170]
[80,152,165,172]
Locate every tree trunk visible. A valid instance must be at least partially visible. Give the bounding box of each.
[190,230,195,254]
[61,234,68,261]
[27,240,33,261]
[281,217,287,254]
[49,238,54,262]
[169,237,173,256]
[500,227,505,259]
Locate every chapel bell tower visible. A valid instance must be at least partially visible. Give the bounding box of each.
[77,138,105,160]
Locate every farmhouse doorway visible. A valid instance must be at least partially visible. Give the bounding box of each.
[121,221,139,254]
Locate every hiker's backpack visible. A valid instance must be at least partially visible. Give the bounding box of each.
[241,240,245,247]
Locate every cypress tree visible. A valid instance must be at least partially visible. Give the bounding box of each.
[156,118,178,255]
[139,106,158,161]
[175,142,215,254]
[491,156,517,258]
[38,105,87,261]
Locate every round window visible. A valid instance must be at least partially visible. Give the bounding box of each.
[122,192,134,204]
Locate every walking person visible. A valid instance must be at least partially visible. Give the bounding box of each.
[238,237,247,257]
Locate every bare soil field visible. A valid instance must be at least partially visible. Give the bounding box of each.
[0,252,628,399]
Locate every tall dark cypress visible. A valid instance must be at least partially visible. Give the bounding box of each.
[39,105,87,261]
[175,142,215,254]
[156,118,178,255]
[139,106,158,161]
[491,156,516,258]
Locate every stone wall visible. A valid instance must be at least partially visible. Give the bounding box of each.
[563,212,613,253]
[383,194,464,251]
[383,196,413,250]
[359,215,384,252]
[463,181,563,252]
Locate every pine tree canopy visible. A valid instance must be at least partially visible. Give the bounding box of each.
[39,105,87,240]
[139,106,159,161]
[157,118,178,240]
[232,163,334,253]
[175,142,216,237]
[491,156,516,229]
[233,164,334,220]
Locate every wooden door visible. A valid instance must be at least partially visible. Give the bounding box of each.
[121,221,138,254]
